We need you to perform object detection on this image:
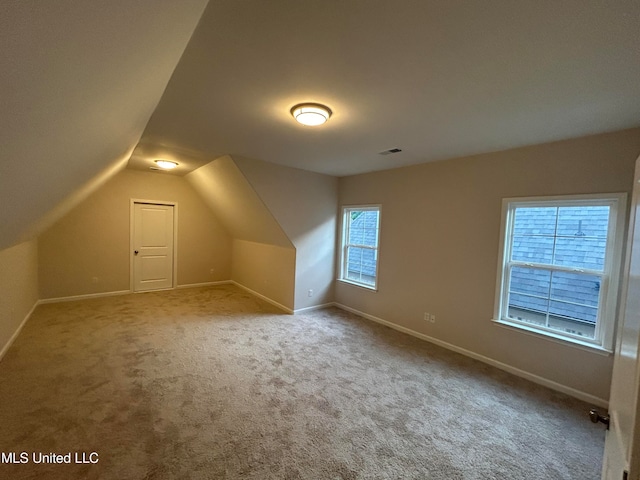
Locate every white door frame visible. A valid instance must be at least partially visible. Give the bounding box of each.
[130,199,178,292]
[602,155,640,479]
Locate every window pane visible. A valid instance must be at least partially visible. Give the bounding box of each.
[553,237,607,270]
[346,246,377,286]
[508,293,549,314]
[547,269,599,338]
[342,206,380,288]
[550,271,601,307]
[556,206,609,238]
[511,235,554,264]
[507,267,600,338]
[550,270,600,309]
[346,246,363,282]
[513,207,557,236]
[498,196,622,347]
[549,300,598,325]
[348,210,379,247]
[509,266,550,297]
[507,293,548,327]
[508,264,550,327]
[347,211,363,244]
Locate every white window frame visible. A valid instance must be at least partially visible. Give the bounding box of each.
[339,205,381,290]
[492,193,627,352]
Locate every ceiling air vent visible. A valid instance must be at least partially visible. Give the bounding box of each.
[379,148,402,155]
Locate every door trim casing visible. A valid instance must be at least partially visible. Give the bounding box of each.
[130,199,178,292]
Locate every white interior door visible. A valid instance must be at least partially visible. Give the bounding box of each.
[132,202,175,292]
[603,156,640,480]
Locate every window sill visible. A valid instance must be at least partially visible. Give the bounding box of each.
[337,279,378,292]
[492,318,612,356]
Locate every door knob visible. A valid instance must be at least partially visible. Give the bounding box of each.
[589,408,610,429]
[134,250,139,255]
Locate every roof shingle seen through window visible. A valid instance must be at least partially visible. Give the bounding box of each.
[509,206,609,324]
[346,210,379,279]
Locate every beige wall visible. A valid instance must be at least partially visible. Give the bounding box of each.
[0,240,39,358]
[337,128,640,401]
[186,156,292,248]
[231,240,296,311]
[234,156,338,310]
[187,156,297,309]
[188,155,337,311]
[39,169,232,299]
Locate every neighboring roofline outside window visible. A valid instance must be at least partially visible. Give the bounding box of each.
[338,205,381,291]
[492,193,627,352]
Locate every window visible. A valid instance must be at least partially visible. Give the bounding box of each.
[493,194,626,350]
[339,206,381,289]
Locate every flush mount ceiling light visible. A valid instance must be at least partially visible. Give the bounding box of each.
[154,160,178,170]
[290,103,332,126]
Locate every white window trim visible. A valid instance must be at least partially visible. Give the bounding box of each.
[492,193,627,352]
[339,205,381,291]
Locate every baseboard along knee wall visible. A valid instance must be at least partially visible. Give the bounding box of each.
[0,302,39,361]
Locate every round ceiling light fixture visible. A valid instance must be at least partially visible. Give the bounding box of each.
[290,103,332,126]
[154,160,178,170]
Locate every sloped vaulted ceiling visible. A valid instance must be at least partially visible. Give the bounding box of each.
[0,0,209,250]
[186,155,293,248]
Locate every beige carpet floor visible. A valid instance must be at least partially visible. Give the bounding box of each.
[0,284,604,479]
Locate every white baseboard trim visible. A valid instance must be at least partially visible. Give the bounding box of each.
[39,290,131,304]
[0,301,39,361]
[176,280,232,289]
[230,281,293,314]
[39,281,234,304]
[294,303,335,314]
[333,303,609,409]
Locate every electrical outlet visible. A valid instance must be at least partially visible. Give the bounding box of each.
[424,312,429,321]
[92,277,99,284]
[308,289,314,297]
[210,268,215,275]
[430,314,436,323]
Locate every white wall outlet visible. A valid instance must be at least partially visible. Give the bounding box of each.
[430,314,436,323]
[210,268,215,275]
[308,289,314,297]
[92,277,99,284]
[424,312,429,321]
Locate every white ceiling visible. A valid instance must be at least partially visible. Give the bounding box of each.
[2,1,639,249]
[129,0,640,177]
